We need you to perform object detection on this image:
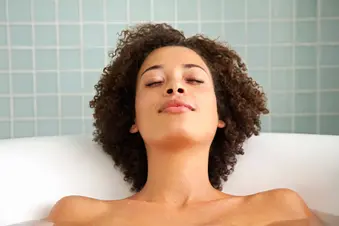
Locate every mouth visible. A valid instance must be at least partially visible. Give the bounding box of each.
[159,100,195,114]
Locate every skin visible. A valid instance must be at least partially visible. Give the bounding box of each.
[46,47,324,226]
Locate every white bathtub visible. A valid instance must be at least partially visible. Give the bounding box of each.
[0,133,338,225]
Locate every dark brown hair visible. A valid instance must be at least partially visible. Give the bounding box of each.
[90,23,269,192]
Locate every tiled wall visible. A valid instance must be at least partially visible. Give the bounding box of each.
[0,0,339,139]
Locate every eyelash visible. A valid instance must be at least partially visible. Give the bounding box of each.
[145,79,204,87]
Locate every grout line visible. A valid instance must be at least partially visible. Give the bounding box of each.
[5,0,14,138]
[244,0,248,62]
[221,0,225,41]
[174,0,178,28]
[78,0,85,134]
[197,0,201,33]
[268,0,272,132]
[316,0,321,134]
[150,0,154,21]
[31,0,38,136]
[291,0,296,133]
[55,0,61,135]
[126,0,130,25]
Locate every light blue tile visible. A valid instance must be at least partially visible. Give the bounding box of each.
[61,119,82,135]
[320,91,339,113]
[224,22,246,45]
[36,72,58,93]
[0,121,10,139]
[0,25,7,45]
[61,96,82,117]
[270,92,294,114]
[271,46,293,67]
[233,46,246,59]
[320,46,339,66]
[10,25,32,46]
[271,69,293,91]
[177,0,198,21]
[8,0,31,22]
[296,0,317,18]
[295,116,317,134]
[84,119,94,134]
[249,70,269,91]
[154,0,175,21]
[260,115,270,132]
[177,23,199,38]
[296,21,317,43]
[106,0,127,21]
[271,116,292,133]
[58,0,79,21]
[60,71,82,93]
[35,25,56,46]
[11,50,33,70]
[0,50,8,70]
[83,48,105,69]
[107,24,128,47]
[272,21,293,44]
[37,119,59,136]
[295,93,317,114]
[201,23,222,40]
[247,46,269,68]
[35,49,57,70]
[13,97,34,118]
[59,25,80,46]
[13,120,35,138]
[83,0,104,21]
[271,0,293,18]
[224,0,245,20]
[247,0,269,19]
[321,0,339,17]
[84,71,100,92]
[247,22,269,44]
[59,49,81,70]
[83,25,105,47]
[0,97,10,117]
[0,74,9,94]
[320,116,339,135]
[34,0,55,22]
[0,0,6,22]
[36,96,58,117]
[12,73,33,94]
[129,0,151,21]
[295,46,317,67]
[321,20,339,42]
[320,68,339,89]
[200,0,222,20]
[83,95,93,117]
[295,69,317,90]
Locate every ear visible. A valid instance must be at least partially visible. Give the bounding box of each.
[129,124,139,133]
[217,120,225,128]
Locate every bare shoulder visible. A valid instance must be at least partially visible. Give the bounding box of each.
[46,195,110,224]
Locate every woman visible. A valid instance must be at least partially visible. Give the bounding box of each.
[46,23,323,226]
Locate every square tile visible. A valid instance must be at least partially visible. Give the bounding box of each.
[271,69,293,91]
[107,24,128,46]
[272,21,293,44]
[295,69,317,90]
[200,0,222,20]
[61,119,82,135]
[12,73,34,94]
[35,25,57,46]
[177,0,198,21]
[59,49,81,70]
[83,25,105,47]
[270,92,294,114]
[60,72,82,93]
[177,23,199,38]
[271,116,293,133]
[296,21,317,43]
[58,0,79,21]
[247,22,269,44]
[84,71,100,92]
[10,25,32,46]
[0,49,8,70]
[61,96,82,117]
[0,74,9,94]
[59,25,80,46]
[295,93,317,114]
[260,115,270,132]
[320,91,339,113]
[247,0,269,19]
[8,0,31,22]
[37,119,59,136]
[296,0,317,18]
[320,20,339,42]
[0,25,7,45]
[271,0,293,18]
[13,120,35,138]
[295,116,317,134]
[106,0,127,21]
[154,0,175,21]
[321,0,339,17]
[35,49,57,70]
[129,0,151,21]
[11,50,33,70]
[0,97,10,118]
[36,96,58,117]
[36,72,58,93]
[84,48,105,69]
[247,46,269,68]
[0,121,11,139]
[13,97,34,118]
[84,119,94,134]
[320,115,339,135]
[34,0,55,22]
[271,46,293,67]
[224,0,245,20]
[295,46,317,67]
[83,95,94,117]
[223,22,246,45]
[249,70,269,91]
[83,0,104,21]
[201,23,222,40]
[0,0,6,22]
[320,46,339,66]
[320,68,339,89]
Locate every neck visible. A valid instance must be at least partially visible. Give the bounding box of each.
[131,142,224,207]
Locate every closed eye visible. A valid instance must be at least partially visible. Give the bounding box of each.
[145,81,163,87]
[186,79,204,84]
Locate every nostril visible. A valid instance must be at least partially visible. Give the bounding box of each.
[167,88,173,94]
[178,88,184,93]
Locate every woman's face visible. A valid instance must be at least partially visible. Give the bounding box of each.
[131,46,225,147]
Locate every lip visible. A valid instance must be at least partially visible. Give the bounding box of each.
[159,99,195,113]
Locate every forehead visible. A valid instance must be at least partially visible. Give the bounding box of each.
[139,46,209,73]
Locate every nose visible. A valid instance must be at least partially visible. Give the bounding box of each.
[165,87,185,95]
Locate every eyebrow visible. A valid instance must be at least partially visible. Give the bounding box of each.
[140,63,207,76]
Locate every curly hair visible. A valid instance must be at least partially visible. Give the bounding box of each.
[90,23,269,193]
